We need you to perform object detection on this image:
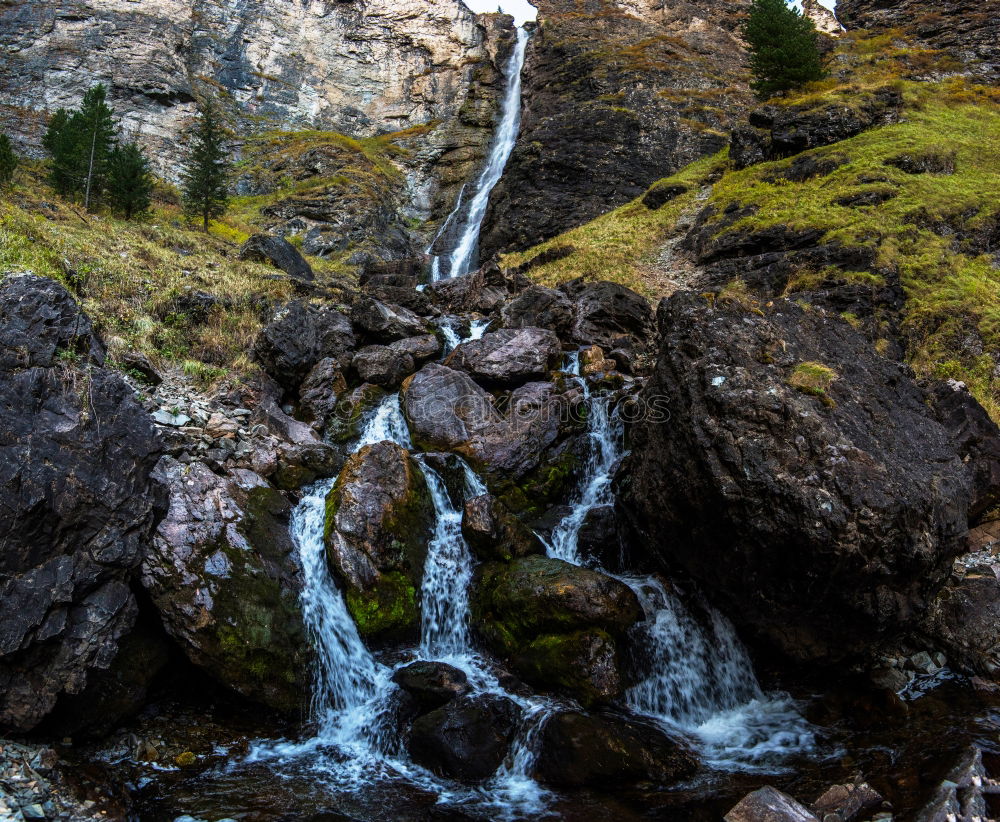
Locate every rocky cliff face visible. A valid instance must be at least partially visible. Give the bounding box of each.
[479,0,753,256]
[0,0,509,219]
[836,0,1000,82]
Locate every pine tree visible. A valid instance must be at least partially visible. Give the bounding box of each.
[106,140,154,220]
[743,0,825,99]
[181,100,230,232]
[44,86,117,206]
[0,135,17,187]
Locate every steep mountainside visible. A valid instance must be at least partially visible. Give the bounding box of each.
[0,0,513,224]
[480,0,754,256]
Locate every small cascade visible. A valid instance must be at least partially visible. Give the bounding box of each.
[545,350,816,770]
[415,457,487,659]
[440,316,491,355]
[546,354,624,564]
[623,575,815,769]
[357,392,412,449]
[429,27,529,280]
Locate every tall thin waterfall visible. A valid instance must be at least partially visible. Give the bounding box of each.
[545,353,816,768]
[429,27,529,280]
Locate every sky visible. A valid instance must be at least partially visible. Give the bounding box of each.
[462,0,837,25]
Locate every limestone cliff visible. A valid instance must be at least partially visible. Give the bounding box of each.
[0,0,509,220]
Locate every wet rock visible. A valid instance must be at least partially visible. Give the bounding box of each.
[238,234,314,281]
[408,693,521,781]
[812,781,885,821]
[253,301,355,391]
[0,271,104,368]
[914,745,991,822]
[558,279,655,356]
[324,441,432,640]
[471,556,641,704]
[352,344,416,388]
[535,710,698,788]
[577,505,625,568]
[0,275,165,733]
[297,358,348,431]
[0,739,106,821]
[500,285,574,337]
[326,383,386,444]
[351,296,428,343]
[428,263,525,315]
[141,457,310,712]
[462,493,544,561]
[401,364,569,484]
[623,293,971,663]
[730,88,902,169]
[392,661,470,712]
[927,379,1000,524]
[725,787,820,821]
[444,327,562,388]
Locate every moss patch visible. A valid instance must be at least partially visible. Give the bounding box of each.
[788,361,838,406]
[344,571,419,640]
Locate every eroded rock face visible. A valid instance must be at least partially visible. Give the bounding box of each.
[324,441,432,641]
[535,710,698,788]
[0,274,165,733]
[623,293,971,663]
[471,555,641,704]
[0,0,496,180]
[836,0,1000,83]
[141,458,310,713]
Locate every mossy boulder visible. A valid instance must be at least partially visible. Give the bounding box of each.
[324,441,432,641]
[462,493,544,562]
[471,555,641,704]
[142,458,311,714]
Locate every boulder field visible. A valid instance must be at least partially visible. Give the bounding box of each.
[2,262,999,809]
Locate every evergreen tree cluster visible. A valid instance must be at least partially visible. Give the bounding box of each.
[743,0,825,99]
[44,84,154,218]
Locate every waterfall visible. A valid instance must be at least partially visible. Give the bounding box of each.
[415,457,487,658]
[546,353,623,565]
[357,392,412,449]
[440,317,491,355]
[429,27,529,281]
[545,351,816,769]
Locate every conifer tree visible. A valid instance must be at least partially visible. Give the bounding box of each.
[743,0,825,98]
[44,86,117,206]
[0,134,17,187]
[106,140,154,220]
[181,100,230,232]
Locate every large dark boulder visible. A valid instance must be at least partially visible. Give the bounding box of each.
[535,710,698,788]
[622,293,971,663]
[401,364,573,485]
[141,458,311,713]
[0,274,165,732]
[443,327,563,388]
[238,234,314,281]
[350,297,428,343]
[500,285,574,338]
[351,344,416,388]
[324,441,432,641]
[558,279,655,356]
[408,693,521,781]
[0,272,105,369]
[392,661,470,712]
[253,301,355,391]
[471,555,641,704]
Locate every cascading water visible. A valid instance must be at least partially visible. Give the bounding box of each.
[440,316,491,355]
[429,27,529,280]
[545,353,623,565]
[546,352,816,769]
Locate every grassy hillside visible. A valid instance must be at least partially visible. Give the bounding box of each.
[0,127,414,385]
[505,31,1000,418]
